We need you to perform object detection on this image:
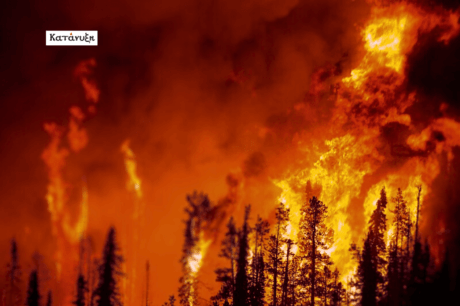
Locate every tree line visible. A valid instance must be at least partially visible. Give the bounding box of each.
[2,183,459,306]
[2,227,124,306]
[174,183,460,306]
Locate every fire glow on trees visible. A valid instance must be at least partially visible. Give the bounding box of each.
[1,0,460,306]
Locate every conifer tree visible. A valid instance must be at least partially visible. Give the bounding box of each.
[213,216,238,304]
[387,188,411,306]
[355,188,388,306]
[4,239,22,306]
[358,232,377,306]
[93,227,124,306]
[330,268,345,306]
[74,274,89,306]
[179,192,213,306]
[26,270,40,306]
[266,202,290,306]
[298,195,333,306]
[280,239,294,306]
[234,205,251,306]
[249,216,270,306]
[287,254,301,306]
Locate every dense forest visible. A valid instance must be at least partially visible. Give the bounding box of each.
[2,183,460,306]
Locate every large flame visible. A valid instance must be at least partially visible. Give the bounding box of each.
[273,2,460,284]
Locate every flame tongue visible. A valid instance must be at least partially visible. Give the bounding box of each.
[41,58,99,304]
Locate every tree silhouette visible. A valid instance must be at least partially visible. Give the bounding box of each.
[26,270,40,306]
[298,195,333,306]
[179,192,213,306]
[93,227,124,306]
[280,239,294,306]
[387,188,411,306]
[357,232,377,306]
[266,202,289,306]
[234,205,251,306]
[74,274,89,306]
[249,215,270,306]
[354,188,388,306]
[4,238,22,306]
[213,216,238,304]
[331,268,345,306]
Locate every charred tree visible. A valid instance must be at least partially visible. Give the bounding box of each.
[93,227,124,306]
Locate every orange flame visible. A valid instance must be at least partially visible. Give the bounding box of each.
[273,2,460,284]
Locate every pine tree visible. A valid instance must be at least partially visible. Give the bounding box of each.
[26,270,40,306]
[355,188,388,306]
[298,195,333,306]
[179,192,213,306]
[213,216,238,304]
[253,250,267,306]
[249,216,270,306]
[266,202,290,306]
[234,205,251,306]
[4,239,22,306]
[74,274,89,306]
[286,254,300,306]
[369,188,388,301]
[409,186,423,305]
[387,241,400,306]
[358,232,377,306]
[387,188,411,306]
[93,227,124,306]
[331,268,345,306]
[280,239,293,306]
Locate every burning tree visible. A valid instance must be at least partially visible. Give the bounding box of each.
[297,195,333,306]
[266,202,290,306]
[178,192,213,306]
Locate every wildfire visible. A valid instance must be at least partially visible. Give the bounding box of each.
[273,1,460,285]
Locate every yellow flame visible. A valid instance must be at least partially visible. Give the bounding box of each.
[121,140,143,199]
[272,2,460,286]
